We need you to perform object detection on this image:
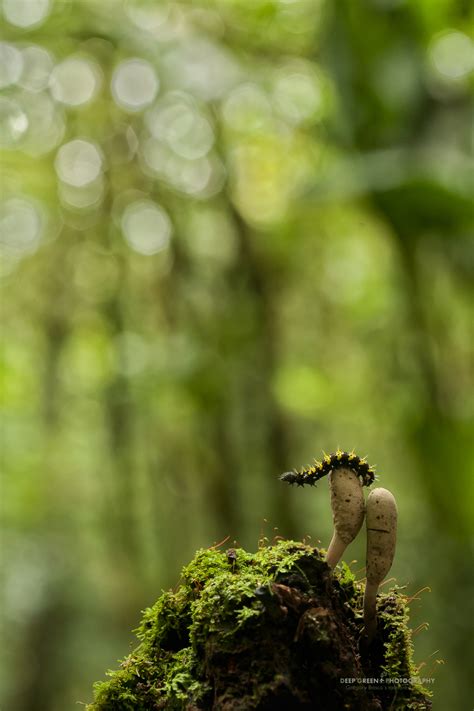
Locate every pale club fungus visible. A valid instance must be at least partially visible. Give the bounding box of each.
[326,466,366,568]
[363,487,398,642]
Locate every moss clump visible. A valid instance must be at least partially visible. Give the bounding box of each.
[88,540,431,710]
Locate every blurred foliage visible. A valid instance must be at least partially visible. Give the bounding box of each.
[0,1,473,710]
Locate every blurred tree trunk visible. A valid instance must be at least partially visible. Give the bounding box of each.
[229,203,297,537]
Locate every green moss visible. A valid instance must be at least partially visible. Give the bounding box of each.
[377,591,432,709]
[88,540,431,710]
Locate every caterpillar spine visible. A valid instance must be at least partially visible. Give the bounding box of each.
[280,450,375,488]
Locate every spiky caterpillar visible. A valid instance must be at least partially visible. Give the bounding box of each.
[280,450,375,488]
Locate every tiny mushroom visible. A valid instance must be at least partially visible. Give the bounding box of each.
[326,467,366,568]
[363,487,398,642]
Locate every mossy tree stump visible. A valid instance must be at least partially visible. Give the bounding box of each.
[88,540,431,710]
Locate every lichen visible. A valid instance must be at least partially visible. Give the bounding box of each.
[87,540,432,710]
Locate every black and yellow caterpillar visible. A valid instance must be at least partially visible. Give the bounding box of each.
[280,450,376,488]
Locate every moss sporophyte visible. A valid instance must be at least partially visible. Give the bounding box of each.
[88,452,430,709]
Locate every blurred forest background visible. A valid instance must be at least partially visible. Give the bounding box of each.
[1,0,473,709]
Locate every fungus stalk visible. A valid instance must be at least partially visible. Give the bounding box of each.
[364,487,398,642]
[326,467,365,568]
